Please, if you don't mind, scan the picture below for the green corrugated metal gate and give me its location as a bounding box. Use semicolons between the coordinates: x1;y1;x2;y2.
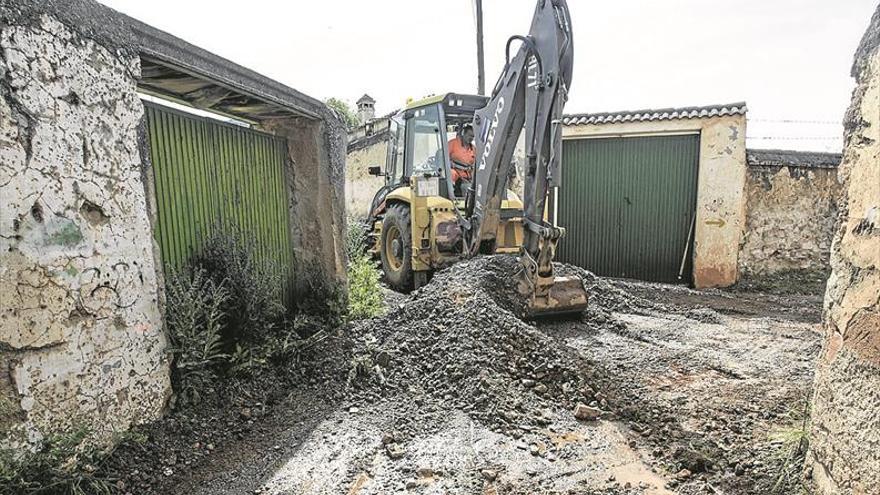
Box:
145;102;295;304
556;135;700;283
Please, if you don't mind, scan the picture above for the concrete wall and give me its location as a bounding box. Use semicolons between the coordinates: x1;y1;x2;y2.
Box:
345;138;387;217
807;7;880;494
563;113;748;288
0;11;170;446
739;164;841;277
263;115;348;303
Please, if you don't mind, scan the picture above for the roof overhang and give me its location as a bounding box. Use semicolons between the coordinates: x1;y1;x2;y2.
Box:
128;16;326;122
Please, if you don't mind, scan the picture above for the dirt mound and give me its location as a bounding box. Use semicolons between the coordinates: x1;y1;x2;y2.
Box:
304;255;625;435
427;255;648;320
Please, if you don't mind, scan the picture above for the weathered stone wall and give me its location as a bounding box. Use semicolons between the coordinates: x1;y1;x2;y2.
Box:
0;10;170;447
346;139;387;217
807;6;880;494
739;164;841;278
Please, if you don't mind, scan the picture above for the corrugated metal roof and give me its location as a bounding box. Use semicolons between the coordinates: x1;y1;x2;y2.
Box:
747;149;842;169
562;102;747;126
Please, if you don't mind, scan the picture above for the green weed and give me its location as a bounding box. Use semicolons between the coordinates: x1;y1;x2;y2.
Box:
767;398;811;494
165;268;229;405
0;428;113;495
345;215;384;321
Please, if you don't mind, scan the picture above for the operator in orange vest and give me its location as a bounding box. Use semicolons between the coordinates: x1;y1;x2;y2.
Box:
448;123;475;196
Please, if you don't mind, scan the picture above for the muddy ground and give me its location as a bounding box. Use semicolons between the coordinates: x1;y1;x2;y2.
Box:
104;257;821;495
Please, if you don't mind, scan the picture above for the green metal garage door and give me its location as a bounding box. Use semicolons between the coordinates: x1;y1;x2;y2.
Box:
145;102;295;305
556;134;700;283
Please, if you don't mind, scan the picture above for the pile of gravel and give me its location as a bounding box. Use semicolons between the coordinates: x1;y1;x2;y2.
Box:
304;255;629;434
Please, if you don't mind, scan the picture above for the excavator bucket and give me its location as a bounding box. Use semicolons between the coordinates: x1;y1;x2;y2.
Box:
521;275;589;319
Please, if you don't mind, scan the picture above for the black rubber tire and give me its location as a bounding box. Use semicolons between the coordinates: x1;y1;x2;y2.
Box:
380;203;413;292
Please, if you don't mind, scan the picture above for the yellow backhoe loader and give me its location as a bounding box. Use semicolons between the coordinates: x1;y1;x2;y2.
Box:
364;0;587;318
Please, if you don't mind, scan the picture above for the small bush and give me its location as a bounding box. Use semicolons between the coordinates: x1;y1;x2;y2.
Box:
345;214;370;262
345;215;384;321
165;269;229;405
193;231;284;346
163;229;311;400
0;428;113;495
348;255;384;320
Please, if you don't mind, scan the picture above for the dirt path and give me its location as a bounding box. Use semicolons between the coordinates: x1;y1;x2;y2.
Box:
110;265;822;495
542;281;821;494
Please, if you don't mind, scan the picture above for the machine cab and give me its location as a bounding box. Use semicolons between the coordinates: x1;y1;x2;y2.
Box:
379;93;489;200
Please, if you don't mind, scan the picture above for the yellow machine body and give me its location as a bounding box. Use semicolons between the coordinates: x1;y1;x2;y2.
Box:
369;183;524;275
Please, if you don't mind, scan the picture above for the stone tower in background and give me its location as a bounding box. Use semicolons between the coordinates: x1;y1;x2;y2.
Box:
806;5;880;494
357;94;376;124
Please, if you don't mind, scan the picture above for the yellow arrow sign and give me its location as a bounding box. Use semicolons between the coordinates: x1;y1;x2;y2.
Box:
705;218;727;228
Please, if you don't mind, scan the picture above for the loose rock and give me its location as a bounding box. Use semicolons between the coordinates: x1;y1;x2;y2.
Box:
573;403;601;421
386;442;405;459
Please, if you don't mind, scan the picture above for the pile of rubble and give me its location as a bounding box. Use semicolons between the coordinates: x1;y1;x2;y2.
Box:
305;256;633;436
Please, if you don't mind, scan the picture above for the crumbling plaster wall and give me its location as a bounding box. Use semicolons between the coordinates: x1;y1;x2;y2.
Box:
0;12;170;446
807;6;880;494
739;165;841;277
563;113;748;288
346;140;387;217
263;113;348;305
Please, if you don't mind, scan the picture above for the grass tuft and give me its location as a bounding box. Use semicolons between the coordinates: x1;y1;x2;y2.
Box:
0;427;120;495
767;397;811;494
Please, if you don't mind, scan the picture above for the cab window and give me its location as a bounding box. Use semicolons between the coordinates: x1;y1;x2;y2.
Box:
406;105;444;177
385;117;405;184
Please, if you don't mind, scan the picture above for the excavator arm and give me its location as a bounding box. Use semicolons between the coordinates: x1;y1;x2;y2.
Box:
465;0;587;317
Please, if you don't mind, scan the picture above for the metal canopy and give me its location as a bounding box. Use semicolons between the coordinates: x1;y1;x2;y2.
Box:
139;58;301;121
128;15;325;123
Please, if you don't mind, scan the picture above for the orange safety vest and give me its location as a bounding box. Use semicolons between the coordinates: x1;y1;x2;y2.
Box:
448;138;475;182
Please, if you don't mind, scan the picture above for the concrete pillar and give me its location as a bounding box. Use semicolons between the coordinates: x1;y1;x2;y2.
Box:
806;6;880;494
261;113;348;310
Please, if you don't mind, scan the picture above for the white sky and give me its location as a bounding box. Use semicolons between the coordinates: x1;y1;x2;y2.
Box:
99;0;877;152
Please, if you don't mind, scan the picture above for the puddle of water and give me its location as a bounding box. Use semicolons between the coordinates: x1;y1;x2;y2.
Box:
601;422;674;495
610;461;674;495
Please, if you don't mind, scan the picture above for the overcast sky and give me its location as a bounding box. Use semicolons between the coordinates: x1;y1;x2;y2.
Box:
99;0;877;152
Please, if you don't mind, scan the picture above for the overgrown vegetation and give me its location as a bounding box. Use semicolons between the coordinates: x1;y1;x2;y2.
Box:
0;427;144;495
348;256;384;320
165;269;229;405
192;232;285;348
164;230;297;405
4;223;387;494
345;216;384;321
325;97;361;130
767;398;811;494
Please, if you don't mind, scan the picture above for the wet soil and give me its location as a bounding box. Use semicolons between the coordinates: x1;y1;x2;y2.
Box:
104;256;822;495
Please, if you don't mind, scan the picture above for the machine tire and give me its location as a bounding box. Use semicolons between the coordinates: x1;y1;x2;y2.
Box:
380;203;414;291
